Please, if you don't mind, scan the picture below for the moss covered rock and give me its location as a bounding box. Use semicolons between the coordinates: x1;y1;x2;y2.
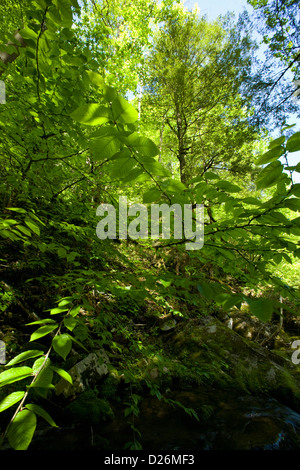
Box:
168;316;300;405
66;391;114;425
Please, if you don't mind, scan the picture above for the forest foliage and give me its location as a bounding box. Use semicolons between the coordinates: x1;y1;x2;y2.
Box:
0;0;299;450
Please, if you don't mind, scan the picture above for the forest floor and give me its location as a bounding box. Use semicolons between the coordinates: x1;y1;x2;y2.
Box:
1;237;300;450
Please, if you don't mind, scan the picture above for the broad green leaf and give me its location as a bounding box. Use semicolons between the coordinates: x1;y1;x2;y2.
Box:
58;298;73;307
7;409;37;450
32;356;49;374
70;305;81;317
52;334;72;360
215;180;242;193
16;225;32;237
57;0;73;27
6;208;27;214
70;103;111;126
0;367;32;388
86;70;104;88
269;136;285;149
215;293;242;309
142;160;171;177
31;366;54;390
90;135;121;161
30;324;58;342
24;219;40;236
255;145;285;165
120;168;148;183
51;365;73;384
283;198;300;212
247;298;273;322
25;404;58;427
111;96;138;124
50;306;69;315
125;133;159;158
108;157;136;178
203;171;220;180
256;161;284;190
143;187;162;203
5;350;44;367
26;319;57;326
0;391;25;412
57;247;67;258
63;316;77;331
291;184;300;197
159;279;172;288
286;132;300;153
197;282;214;299
242;197;263;205
163;179;187;193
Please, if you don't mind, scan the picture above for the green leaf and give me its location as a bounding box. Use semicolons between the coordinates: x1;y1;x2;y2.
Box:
51;366;73;384
63;316;77;331
50;306;69;315
256;161;284;190
30;324;58;342
69;305;81;317
32;356;48;375
24;219;40;236
7;409;37;450
197;282;214;299
16;225;32;237
283;198;300;212
0;391;25;412
163;179;187;192
291;184;300;197
269;136;285;149
108;156;136;178
215;180;242;193
247;298;273;322
143;187;162;203
31;361;54;390
70;103;111;126
111;96;138;124
26;319;57;326
159;279;172;288
5;350;44;367
255;145;285;165
286;132;300;153
58;298;73;307
215;293;242;309
25;404;58;427
6;207;27;214
125;132;159;158
142;160;171;177
0;367;32;388
57;247;67;258
90;135;121;161
86;70;104;88
52;334;72;360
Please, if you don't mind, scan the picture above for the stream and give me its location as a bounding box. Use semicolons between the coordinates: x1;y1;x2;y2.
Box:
26;388;300;451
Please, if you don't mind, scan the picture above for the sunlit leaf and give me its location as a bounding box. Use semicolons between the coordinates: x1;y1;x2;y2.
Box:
7;410;37;450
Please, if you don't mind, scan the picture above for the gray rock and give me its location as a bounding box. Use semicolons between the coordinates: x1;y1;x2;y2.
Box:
55;350;110;398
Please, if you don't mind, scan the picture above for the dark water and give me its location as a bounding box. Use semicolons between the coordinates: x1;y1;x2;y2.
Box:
26;389;300;451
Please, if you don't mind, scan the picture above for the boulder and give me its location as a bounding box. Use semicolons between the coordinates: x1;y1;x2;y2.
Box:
169;316;300;402
55;350;109;398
